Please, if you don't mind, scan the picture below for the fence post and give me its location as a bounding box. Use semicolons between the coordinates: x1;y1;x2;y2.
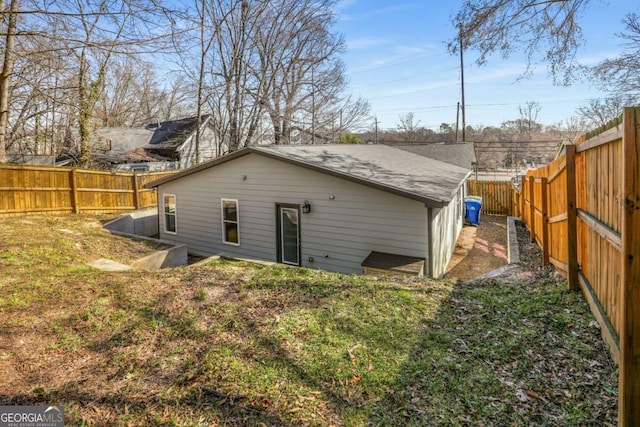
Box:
529;176;535;243
565;145;578;291
540;177;549;266
69;169;79;214
132;173;140;210
620;106;640;426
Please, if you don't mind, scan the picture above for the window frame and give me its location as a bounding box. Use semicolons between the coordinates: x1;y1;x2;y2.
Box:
163;194;177;234
221;198;240;246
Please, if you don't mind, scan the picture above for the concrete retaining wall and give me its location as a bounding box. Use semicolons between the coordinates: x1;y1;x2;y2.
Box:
103;208;158;237
103;209;187;269
507;216;521;264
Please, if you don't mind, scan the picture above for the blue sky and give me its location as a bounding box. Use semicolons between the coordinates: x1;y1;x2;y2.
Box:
335;0;636;130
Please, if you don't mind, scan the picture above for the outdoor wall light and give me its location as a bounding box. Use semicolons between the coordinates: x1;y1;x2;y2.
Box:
242;175;247;180
302;200;311;213
329;195;335;200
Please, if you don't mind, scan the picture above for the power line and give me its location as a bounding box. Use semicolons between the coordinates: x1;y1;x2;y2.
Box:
350;67;458;90
346;51;448;76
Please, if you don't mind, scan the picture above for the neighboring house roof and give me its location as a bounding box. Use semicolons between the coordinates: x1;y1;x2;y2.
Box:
149;144;471;207
93;115;212;162
379;141;476;170
94;128;154;153
7;154;57;166
143;115;210;152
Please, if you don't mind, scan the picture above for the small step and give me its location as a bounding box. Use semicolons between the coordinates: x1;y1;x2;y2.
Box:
87;258;133;271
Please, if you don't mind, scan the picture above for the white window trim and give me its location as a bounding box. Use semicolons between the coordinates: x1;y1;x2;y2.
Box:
221;198;240;246
163;194;177;235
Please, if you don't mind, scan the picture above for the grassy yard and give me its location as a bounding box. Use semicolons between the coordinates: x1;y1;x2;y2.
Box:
0;215;617;426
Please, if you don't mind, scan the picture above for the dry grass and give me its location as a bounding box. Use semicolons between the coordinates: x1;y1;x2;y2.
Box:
0;215;618;426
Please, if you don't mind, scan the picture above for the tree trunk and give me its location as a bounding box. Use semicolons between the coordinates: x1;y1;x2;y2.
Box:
0;0;18;163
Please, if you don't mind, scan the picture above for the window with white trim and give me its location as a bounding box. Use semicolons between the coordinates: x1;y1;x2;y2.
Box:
221;199;239;245
163;194;177;234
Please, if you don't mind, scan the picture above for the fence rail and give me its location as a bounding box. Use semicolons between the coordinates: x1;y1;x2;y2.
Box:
0;164;173;216
520;107;640;426
467;179;520;217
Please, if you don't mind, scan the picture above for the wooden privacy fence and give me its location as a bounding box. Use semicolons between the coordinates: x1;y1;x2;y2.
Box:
520;107;640;426
0;164;174;216
467;179;520;217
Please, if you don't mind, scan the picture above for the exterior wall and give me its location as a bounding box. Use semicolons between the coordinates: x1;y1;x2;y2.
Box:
157;153;429;275
431;184;465;278
178;125;226;169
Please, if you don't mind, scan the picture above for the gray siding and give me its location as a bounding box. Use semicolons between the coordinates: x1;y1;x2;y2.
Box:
158;153;429;274
178;126;226;169
431;185;465;278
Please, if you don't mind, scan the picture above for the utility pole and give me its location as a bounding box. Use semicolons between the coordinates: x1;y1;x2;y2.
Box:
455;101;460;142
459;25;466;142
374;116;379;143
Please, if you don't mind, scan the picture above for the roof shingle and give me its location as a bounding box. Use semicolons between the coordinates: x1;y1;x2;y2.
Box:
149;144;470;207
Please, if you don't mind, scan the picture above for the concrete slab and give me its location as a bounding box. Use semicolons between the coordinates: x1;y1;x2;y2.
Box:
88;258;133;271
462;264;521;285
130;244;188;269
444;225;477;274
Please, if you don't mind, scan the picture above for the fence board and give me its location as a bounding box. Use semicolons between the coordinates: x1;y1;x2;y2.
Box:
620;106;640;426
467;180;519;216
520;108;640;425
0;165;174;216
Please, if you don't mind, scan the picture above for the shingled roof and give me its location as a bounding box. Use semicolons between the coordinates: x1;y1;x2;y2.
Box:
380;141;475;170
93;115;211;161
149;144;471;207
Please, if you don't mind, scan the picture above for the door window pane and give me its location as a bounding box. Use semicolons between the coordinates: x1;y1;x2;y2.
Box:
281;208;299;265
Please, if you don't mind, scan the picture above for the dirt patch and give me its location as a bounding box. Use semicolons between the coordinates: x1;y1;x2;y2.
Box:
445;214;508;281
495;219;560;285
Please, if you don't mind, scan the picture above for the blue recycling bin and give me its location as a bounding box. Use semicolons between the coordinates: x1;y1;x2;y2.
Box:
465;196;482;226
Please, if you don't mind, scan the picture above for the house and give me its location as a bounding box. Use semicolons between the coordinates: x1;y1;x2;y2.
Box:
93;115;225;171
148;144;471;277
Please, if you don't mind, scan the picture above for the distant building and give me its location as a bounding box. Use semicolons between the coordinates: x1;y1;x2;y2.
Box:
91;115;226;171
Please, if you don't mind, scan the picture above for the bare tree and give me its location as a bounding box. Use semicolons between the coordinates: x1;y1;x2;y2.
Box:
593;13;640;97
253;0;349;145
95;58;190;127
0;0;173;166
396;112;421;141
0;0;19;162
576;96;628;129
203;0;267;151
518;101;542;134
450;0;597;84
395;112;436;142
